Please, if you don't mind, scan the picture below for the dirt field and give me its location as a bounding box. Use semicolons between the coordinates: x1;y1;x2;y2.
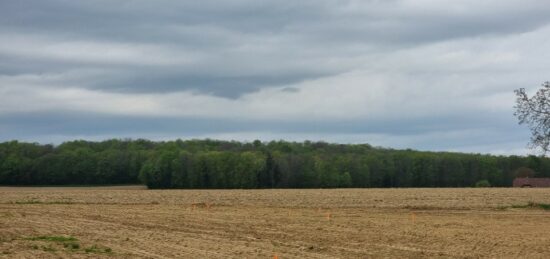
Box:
1;187;550;258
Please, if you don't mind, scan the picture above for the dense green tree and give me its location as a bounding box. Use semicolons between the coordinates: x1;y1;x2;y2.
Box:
0;139;547;188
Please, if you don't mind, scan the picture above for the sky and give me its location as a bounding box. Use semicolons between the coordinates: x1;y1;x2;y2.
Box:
1;0;550;155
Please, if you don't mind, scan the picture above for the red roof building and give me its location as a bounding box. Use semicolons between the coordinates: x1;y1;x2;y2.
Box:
513;178;550;187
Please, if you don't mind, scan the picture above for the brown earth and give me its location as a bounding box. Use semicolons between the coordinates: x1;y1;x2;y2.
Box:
1;187;550;258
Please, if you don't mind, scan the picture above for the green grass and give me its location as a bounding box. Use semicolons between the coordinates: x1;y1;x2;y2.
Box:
24;235;113;254
84;245;113;254
25;236;78;242
536;203;550;210
503;202;550;211
527;202;550;210
25;235;77;253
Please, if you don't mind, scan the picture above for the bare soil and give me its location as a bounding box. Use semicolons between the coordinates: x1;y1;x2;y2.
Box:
1;187;549;258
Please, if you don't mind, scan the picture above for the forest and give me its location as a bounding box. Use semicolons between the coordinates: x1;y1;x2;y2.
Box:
0;139;548;189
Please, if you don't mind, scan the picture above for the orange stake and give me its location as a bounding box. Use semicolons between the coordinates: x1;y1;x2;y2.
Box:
274;254;279;259
326;212;331;220
410;212;416;223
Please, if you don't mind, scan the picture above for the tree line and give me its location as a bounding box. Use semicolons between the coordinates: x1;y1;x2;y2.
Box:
0;139;548;188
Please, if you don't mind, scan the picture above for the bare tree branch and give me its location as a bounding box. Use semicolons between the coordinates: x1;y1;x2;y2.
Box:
514;82;550;153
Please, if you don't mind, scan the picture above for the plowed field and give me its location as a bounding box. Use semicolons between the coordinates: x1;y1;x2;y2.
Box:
1;187;550;258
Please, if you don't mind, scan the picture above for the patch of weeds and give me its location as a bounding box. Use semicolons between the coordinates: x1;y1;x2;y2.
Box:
24;235;111;254
536;203;550;210
25;235;81;253
84;245;96;253
502;202;550;211
84;244;113;254
14;200;75;205
26;236;78;242
63;242;80;250
41;245;56;252
14;200;43;204
527;202;550;210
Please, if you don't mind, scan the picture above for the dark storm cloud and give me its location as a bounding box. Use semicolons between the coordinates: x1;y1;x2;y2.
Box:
2;1;549;43
1;0;550;96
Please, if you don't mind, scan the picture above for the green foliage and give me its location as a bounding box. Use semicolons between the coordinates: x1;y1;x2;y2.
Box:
0;139;547;188
475;180;491;188
339;172;352;187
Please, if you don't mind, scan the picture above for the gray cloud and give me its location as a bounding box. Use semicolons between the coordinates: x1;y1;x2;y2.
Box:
2;0;549;96
0;0;548;154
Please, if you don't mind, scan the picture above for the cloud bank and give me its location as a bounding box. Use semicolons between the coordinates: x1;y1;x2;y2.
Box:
1;0;549;154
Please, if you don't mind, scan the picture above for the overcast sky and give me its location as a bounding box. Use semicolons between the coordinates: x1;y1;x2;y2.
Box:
1;0;549;155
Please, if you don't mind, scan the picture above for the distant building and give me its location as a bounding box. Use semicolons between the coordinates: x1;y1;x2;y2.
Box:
513;178;550;187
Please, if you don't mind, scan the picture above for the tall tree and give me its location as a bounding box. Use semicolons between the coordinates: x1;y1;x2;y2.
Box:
515;81;550;153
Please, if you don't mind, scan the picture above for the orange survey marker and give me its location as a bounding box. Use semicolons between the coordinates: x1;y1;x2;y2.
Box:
326;212;331;220
410;212;416;223
274;254;279;259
